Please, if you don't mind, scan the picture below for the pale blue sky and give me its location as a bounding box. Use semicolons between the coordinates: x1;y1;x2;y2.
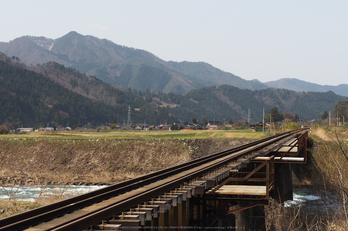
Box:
2;0;348;85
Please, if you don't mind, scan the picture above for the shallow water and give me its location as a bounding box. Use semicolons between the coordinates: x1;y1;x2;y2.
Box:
284;187;321;207
0;185;107;202
284;187;342;215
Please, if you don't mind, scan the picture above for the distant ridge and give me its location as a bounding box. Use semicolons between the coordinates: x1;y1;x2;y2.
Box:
264;78;348;97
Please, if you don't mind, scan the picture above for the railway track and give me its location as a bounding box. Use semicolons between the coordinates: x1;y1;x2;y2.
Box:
0;129;307;231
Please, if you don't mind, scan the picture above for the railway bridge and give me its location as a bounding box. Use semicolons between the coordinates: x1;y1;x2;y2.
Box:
0;129;309;231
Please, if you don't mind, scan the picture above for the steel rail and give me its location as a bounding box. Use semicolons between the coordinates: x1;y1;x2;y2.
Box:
0;129;305;231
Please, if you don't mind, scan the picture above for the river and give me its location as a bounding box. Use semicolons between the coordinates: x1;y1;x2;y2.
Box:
0;185;107;202
285;187;342;215
1;185;343;215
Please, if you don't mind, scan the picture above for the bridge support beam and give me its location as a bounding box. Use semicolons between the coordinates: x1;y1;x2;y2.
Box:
177;201;185;229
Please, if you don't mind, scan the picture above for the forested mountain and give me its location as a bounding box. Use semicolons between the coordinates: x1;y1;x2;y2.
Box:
0;31;267;94
0;54;175;127
147;85;348;123
1;53;346;127
265;78;348;97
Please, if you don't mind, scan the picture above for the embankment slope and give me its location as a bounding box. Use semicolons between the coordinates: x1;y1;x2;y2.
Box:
0;139;251;185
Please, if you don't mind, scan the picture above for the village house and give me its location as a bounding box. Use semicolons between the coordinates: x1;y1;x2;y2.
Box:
158;124;170;130
208;125;219;130
207;121;222;126
249;122;263;131
17;127;33;132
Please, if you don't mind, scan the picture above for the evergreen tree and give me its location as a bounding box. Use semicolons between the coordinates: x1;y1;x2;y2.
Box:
203;118;207;129
321;111;328;120
265;107;284;122
294;114;299;122
170;124;178;130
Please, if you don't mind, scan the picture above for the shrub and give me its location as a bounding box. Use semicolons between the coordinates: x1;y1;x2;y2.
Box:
0;124;10;134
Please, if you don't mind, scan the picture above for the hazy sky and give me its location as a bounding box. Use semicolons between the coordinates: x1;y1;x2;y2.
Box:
2;1;348;85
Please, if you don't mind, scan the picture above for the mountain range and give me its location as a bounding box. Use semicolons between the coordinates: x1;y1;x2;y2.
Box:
1;31;347;96
264;78;348;97
1;31;347;97
0;31;267;94
1;32;348;126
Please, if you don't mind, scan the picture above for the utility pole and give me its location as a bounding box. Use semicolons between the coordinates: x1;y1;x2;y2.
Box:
263;108;265;134
329;111;331;127
269;114;272;135
127;105;131;126
247;109;251;124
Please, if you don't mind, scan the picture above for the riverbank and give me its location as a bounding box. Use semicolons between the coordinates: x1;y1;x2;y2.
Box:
0;138;252;186
0;137;253;218
264;126;348;230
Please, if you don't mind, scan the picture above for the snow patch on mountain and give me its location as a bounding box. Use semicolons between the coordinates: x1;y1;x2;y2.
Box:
28;36;54;51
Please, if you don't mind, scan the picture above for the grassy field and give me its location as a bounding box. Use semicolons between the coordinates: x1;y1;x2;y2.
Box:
0;129;270;140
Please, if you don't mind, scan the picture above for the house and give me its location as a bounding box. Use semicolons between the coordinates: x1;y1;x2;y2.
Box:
192;124;202;130
17;128;33;132
265;122;275;128
223;124;234;129
207;121;222;126
134;123;149;130
249;122;263;131
158;124;170;130
134;125;143;130
147;125;158;131
174;122;185;130
45;127;55;131
208;125;219;130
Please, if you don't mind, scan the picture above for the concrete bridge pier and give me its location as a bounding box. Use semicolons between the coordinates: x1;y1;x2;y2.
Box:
274;163;293;202
234;203;265;231
291;163;302;186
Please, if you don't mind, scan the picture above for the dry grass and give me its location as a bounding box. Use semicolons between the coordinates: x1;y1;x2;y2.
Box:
312;127;348;229
264;125;348;230
0;139;191;184
0;138;251;185
310;127;333;141
0;129;266;140
265;198;348;231
310;126;348;141
0;201;42;218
